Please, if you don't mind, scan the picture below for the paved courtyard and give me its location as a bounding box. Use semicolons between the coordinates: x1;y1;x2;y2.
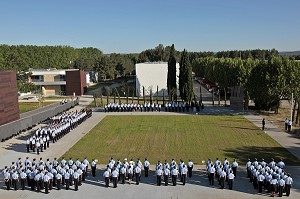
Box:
0;97;299;199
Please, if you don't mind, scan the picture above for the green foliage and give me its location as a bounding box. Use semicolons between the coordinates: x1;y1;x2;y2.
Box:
192;56;300;111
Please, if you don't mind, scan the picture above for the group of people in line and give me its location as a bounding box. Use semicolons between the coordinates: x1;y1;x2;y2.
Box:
102;158;194;188
205;158;238;190
25;108;92;155
104;101;204;113
246;158;293;197
2;156;294;197
2;157;96;193
104;103;162;112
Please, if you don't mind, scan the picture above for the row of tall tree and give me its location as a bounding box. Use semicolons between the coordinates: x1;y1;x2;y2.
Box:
192;56;300;123
167;44;193;102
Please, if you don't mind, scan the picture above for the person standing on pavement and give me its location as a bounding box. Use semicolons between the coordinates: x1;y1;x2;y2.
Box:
144;158;150;177
231;159;238;177
181;165;188;185
91;159;97;177
285;174;293;197
262;118;266;130
228;170;235;190
187;160;194;178
284;118;288;131
103;169;110;187
171;166;178;186
208;164;215;186
278;176;285;197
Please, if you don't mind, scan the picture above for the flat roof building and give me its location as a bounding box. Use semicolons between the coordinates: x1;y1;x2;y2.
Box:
29;68;87;96
135;62;179;97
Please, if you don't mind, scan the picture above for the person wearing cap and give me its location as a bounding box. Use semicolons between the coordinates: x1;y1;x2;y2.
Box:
277;159;285;169
246;159;252;178
127;165;133;184
257;172;265;193
208;164;215;186
163;166;170;186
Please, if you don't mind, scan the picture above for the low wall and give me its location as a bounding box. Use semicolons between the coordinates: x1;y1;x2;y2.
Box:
0;99;79;141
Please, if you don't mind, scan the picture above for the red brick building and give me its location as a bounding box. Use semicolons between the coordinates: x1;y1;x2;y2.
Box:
65;70;87;96
0;71;20;126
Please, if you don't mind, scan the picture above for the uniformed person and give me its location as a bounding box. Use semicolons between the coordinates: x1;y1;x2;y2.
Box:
257;172;265;193
278;176;285;197
181;165;188;185
103;169;110;187
231;159;238;177
208;164;215;186
134;166;141;185
112;168;119;188
73;169;79;191
20;169;27;190
171;166;178;186
228;170;235;190
219;169;226;189
44;171;50;194
56;172;62;190
91;159;97;177
187;159;194;178
144;158;150;177
164;167;170;186
4;168;11;190
65;170;70;190
11;170;19;190
156;166;163;186
285;174;293;197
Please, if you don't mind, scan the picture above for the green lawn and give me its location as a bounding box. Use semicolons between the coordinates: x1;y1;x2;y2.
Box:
62;115;300;165
19;102;55;114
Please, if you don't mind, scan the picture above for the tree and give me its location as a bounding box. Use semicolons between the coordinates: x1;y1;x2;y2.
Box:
179;49;193;102
167;44;177;100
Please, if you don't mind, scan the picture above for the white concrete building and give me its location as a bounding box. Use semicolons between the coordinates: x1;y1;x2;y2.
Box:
135;62;179;97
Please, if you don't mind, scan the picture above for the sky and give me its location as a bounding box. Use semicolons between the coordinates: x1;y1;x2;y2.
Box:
0;0;299;53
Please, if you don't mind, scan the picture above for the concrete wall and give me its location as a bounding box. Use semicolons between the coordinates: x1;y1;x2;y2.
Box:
43;85;61;95
0;99;79;140
135;62;179;96
0;71;20;126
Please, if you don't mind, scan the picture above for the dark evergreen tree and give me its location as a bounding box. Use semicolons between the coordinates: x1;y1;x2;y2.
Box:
167;44;177;100
179;49;193;102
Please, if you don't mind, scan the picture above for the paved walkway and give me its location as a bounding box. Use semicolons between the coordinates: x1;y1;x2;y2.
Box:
0;98;299;199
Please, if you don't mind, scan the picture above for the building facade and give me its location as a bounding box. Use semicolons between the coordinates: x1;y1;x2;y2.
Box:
29;68;87;96
135;62;180;97
0;71;20;126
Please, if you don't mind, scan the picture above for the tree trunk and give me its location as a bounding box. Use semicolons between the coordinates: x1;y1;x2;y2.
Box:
163;90;165;105
224;88;227;106
143;86;145;104
157;85;159;104
93;93;97;107
212;88;214;106
218;89;221;105
100;93;103;107
199;84;202;103
126;86;129;104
